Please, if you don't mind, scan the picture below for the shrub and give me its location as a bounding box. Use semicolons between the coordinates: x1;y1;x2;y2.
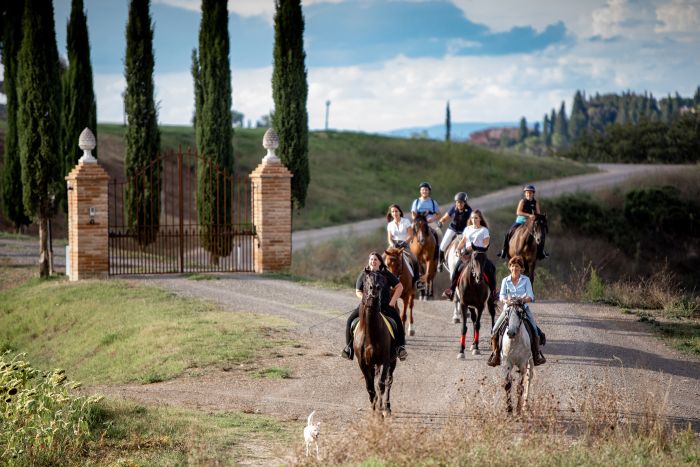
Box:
584;266;606;302
0;352;102;465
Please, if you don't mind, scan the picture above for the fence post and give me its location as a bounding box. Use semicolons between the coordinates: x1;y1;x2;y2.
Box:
249;128;293;273
65;128;110;280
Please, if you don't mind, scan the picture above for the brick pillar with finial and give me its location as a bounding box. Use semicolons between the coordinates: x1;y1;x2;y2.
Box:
249;128;293;272
65;128;110;280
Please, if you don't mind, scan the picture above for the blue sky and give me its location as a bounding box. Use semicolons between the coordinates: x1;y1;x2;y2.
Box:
43;0;700;132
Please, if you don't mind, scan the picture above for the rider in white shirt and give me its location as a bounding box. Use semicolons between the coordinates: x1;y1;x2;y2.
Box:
386;204;422;288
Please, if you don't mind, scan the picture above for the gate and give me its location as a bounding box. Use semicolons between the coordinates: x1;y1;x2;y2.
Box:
108;148;256;274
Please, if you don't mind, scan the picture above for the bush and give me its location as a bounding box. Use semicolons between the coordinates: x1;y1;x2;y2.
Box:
0;353;102;465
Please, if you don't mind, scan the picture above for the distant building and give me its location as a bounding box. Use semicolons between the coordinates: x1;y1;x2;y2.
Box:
468;127;519;147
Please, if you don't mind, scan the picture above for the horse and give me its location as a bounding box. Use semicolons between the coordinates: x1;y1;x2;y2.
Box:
353;268;397;417
384;247;416;336
445;235;463;324
506;214;548;284
409;213;437;300
500;296;534;413
456;251;496;358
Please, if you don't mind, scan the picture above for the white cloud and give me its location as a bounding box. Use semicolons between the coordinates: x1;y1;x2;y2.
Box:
154;0;344;22
656;0;700;33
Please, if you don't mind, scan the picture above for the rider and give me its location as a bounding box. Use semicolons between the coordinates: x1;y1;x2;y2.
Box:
341;252;408;362
487;255;546;366
386;204;423;289
497;184;548;260
436;192;472;272
441;209;496;303
411;182;442;263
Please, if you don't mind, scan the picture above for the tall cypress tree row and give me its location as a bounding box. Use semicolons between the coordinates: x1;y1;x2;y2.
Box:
553;101;568;147
542;114;551;146
445;100;451;142
0;1;31;231
124;0;160;246
272;0;309;209
194;0;233;264
61;0;97;178
518;116;528;142
16;0;62;277
568;90;588;141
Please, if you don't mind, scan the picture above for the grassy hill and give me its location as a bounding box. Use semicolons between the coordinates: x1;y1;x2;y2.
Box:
1;123;592;233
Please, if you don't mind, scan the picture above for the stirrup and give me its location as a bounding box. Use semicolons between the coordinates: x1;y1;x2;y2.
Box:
487;351;500;367
416;281;426;291
397;346;408;361
441;288;453;300
533;351;546;366
341;344;353;360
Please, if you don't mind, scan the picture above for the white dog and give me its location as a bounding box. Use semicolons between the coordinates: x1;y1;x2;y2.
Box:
303;410;321;458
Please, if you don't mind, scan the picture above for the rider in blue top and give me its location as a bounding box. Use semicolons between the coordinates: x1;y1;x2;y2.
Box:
411;182;442;263
497;184;548;260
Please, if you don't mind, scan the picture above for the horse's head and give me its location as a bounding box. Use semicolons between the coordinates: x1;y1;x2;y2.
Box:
412;213;429;245
532;214;548;245
383;248;403;276
505;296;527;338
362;268;386;310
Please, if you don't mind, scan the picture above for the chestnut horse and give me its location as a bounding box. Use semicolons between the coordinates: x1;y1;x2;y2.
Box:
409;213;437;300
506;214;548;284
384;247;416;336
353;268;397;417
456;251;496;358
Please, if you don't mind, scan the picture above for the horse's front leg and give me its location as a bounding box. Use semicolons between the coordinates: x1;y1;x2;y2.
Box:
379;364;393;417
516;363;529;413
362;365;377;409
458;304;468;359
522;361;533;412
503;365;513;413
406;296;415;336
470;306;482;355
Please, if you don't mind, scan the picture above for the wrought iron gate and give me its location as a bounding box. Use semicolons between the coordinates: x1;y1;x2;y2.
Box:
108;148;256;274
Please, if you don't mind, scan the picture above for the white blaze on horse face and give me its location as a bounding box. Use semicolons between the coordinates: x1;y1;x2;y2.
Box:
507;307;521;338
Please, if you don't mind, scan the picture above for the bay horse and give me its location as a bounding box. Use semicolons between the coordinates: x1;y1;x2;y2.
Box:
409;213;437;300
506;214;548;284
500;296;534;413
445;235;463;324
384;247;416;336
456;251;496;358
353;268;397;417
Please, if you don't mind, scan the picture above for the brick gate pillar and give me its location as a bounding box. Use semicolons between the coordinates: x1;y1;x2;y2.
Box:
249;128;293;273
65;128;110;281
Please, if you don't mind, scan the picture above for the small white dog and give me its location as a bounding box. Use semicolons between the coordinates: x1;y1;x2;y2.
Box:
303;410;321;458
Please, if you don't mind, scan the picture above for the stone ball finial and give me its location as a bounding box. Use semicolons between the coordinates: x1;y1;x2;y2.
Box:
78;127;97;163
262;128;280;164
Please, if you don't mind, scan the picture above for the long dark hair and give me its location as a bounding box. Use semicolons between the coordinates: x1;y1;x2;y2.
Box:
467;209;489;229
368;251;387;271
386;204;404;223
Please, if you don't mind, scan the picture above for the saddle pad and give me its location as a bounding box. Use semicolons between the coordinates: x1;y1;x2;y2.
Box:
351;314;396;340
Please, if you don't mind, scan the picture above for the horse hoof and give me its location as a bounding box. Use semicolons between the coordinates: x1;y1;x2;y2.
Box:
409;327;415;336
469;344;475;351
382;409;391;418
457;352;465;359
472;348;480;356
452;317;460;324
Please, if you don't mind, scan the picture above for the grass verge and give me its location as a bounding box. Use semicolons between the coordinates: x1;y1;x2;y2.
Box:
0;277;294;384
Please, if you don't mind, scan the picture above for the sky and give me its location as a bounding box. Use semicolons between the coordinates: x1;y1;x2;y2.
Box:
42;0;700;133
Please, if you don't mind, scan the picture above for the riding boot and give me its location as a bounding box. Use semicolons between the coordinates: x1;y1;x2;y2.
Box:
487;334;501;367
437;250;445;272
341;343;353;360
498;233;510;258
531;335;546;366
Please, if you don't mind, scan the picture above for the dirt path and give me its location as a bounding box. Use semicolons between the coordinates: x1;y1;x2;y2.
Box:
91;275;700;439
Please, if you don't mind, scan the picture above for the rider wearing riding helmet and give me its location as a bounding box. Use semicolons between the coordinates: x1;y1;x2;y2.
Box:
441;209;496;303
386;204;423;289
488;255;546;366
497;184;548;260
436;192;472;272
341;252;408;362
411;182;442;261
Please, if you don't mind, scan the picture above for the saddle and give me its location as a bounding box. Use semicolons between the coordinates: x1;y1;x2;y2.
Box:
490;313;538;353
351;313;397;340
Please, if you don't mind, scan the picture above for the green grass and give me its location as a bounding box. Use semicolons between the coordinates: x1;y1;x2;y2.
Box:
254;367;292;379
95;124;593;231
0;277;294;384
85;399;293;465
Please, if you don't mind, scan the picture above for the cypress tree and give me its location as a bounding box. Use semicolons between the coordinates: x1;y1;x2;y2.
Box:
518;116;528;142
568;90;588;141
16;0;62;277
272;0;310;209
549;109;556;138
445;100;451;142
124;0;161;246
553;101;568;147
62;0;97;173
542;114;550;146
1;1;31;231
194;0;233;264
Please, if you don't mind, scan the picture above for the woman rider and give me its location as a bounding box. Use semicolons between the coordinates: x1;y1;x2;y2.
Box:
386;204;423;289
487;255;546;366
341;252;408;361
441;209;496;303
497;184;548;260
436;192;472;272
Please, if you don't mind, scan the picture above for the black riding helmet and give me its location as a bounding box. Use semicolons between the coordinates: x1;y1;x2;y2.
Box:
419;181;432;191
454;192;468;202
523;184;536;193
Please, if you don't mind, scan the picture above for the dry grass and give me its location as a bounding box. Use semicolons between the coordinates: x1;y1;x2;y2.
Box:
292;378;698;466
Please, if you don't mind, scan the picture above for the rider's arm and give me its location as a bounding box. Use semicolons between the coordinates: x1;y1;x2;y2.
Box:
515;199;530;217
355;289;363;299
387;226;393;247
437;211;451;225
389;282;403;307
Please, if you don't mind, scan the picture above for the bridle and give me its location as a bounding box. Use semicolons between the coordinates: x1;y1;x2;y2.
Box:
412;215;428;246
385;251;404;279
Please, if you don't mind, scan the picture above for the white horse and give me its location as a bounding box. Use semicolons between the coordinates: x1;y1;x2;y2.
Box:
501;296;534;413
445;235;463;324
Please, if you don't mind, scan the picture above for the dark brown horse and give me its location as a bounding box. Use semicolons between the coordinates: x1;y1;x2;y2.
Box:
409;213;437;300
384;247;416;336
456;251;496;358
353;268;397;417
507;214;548;284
